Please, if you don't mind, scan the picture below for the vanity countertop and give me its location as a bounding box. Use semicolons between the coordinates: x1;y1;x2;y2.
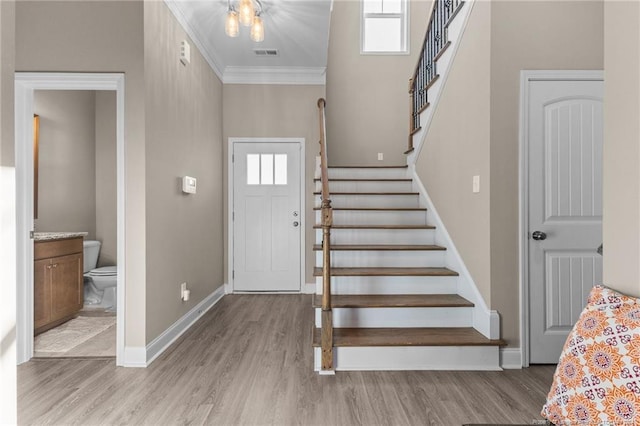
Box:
33;232;88;241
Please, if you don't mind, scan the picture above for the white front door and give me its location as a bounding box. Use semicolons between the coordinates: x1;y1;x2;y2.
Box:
233;142;301;292
528;78;604;363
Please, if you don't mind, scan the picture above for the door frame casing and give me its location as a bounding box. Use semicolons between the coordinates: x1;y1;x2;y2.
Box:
518;70;604;368
227;137;306;293
14;72;126;365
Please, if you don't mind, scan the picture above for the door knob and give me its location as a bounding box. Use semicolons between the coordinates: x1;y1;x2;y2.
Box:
293;221;299;227
532;231;547;241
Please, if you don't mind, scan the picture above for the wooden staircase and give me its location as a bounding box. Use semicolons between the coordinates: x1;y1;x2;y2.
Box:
312;166;505;371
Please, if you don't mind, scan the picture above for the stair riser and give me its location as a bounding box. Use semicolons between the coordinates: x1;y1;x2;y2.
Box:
316;210;426;226
315;250;446;268
328;168;408;180
315;194;420;209
317;181;413;193
316;229;436;245
316;276;457;294
314;307;472;328
314;346;501;371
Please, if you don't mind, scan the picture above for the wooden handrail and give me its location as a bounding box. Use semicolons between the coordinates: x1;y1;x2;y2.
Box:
317;98;333;372
408;0;464;153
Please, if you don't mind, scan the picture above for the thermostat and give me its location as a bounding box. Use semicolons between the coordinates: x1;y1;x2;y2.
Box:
182;176;197;194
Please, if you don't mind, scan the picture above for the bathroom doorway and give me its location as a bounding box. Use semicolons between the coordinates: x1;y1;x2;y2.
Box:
32;90;117;358
14;73;125;365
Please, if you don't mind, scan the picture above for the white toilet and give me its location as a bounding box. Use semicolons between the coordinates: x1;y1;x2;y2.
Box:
83;240;117;312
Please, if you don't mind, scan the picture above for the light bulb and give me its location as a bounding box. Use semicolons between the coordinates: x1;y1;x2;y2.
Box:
250;15;264;42
225;10;239;37
239;0;254;27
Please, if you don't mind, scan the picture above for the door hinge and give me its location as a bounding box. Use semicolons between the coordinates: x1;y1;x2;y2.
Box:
232;270;235;279
29;230;35;239
232;154;234;163
232;211;235;221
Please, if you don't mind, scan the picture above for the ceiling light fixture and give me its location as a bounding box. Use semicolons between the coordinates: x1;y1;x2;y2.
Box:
225;0;265;42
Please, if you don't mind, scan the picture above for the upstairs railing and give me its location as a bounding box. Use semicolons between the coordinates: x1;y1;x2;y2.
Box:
317;98;333;372
408;0;464;153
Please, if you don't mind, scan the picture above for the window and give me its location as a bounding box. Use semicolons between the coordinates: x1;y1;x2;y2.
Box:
361;0;408;54
247;153;287;185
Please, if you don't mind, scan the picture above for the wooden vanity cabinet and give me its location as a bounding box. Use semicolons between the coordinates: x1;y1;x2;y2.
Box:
34;237;84;335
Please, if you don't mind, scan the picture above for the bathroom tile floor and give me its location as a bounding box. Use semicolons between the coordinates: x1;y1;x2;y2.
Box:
34;309;116;358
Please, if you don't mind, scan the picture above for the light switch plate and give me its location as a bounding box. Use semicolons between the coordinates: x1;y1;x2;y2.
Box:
472;175;480;193
182;176;197;194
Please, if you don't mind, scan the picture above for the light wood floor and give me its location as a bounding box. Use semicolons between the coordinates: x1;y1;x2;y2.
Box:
18;294;555;425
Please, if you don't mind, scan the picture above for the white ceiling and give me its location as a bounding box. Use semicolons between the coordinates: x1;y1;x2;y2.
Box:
165;0;333;84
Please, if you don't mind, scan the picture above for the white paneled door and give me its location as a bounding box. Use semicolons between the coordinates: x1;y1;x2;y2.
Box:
528;79;604;363
233;142;301;291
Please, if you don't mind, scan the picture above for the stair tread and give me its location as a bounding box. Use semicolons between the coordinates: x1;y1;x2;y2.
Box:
312;294;473;308
313;192;419;195
312;244;445;251
313;207;426;211
312;327;506;347
328;165;408;169
313;224;436;229
313;178;412;182
313;267;458;277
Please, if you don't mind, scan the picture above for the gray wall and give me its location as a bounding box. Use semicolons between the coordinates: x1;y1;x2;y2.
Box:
34;90;97;238
222;84;325;285
325;0;430;166
95;91;117;267
17;0;147;349
144;1;224;342
603;1;640;297
414;1;604;347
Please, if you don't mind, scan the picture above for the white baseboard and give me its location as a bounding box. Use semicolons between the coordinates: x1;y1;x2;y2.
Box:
144;285;225;367
303;283;316;294
224;282;231;294
500;348;523;369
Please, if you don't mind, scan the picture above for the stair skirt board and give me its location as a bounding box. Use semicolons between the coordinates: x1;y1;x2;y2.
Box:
315;250;446;268
315;276;458;295
314;307;473;328
315;180;413;193
313;346;502;371
315;228;436;245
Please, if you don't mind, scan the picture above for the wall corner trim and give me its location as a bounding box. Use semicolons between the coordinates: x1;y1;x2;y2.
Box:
143;285;226;367
122;346;147;368
500;348;523;369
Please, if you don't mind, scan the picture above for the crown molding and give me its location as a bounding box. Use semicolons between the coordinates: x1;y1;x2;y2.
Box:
164;0;225;80
223;66;327;85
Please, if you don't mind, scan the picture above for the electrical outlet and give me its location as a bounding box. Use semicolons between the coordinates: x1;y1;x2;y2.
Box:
180;282;187;298
378;152;384;161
